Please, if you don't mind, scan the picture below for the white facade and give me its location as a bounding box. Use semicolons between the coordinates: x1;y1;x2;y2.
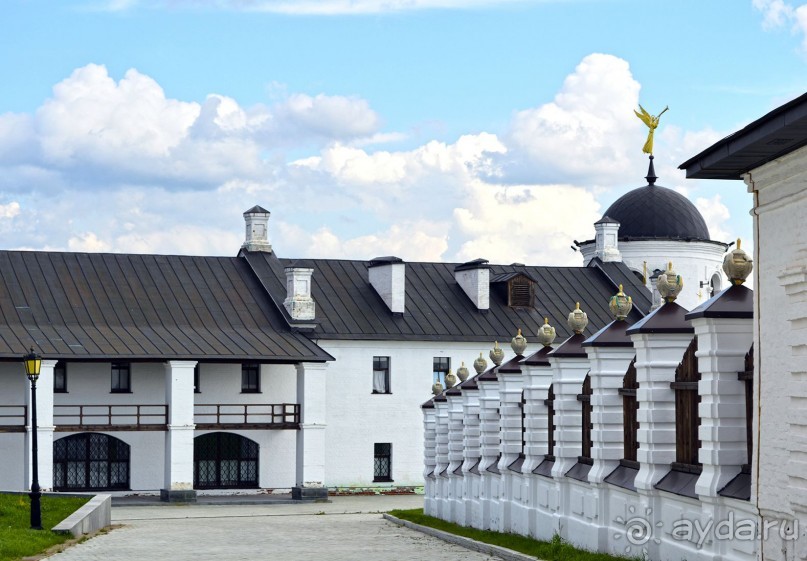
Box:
744;144;807;561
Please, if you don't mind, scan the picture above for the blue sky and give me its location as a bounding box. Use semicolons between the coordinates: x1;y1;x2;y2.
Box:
1;0;806;267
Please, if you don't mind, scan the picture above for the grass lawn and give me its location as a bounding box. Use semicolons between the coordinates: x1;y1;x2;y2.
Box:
388;508;639;561
0;493;90;561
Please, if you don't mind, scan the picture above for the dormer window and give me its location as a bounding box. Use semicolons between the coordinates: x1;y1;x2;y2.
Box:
508;275;533;307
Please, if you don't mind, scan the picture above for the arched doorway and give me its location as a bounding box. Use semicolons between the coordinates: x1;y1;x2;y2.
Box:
53;433;130;491
194;432;259;489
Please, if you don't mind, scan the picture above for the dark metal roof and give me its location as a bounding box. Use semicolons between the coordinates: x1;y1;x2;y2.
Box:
497;354;524;374
522;346;553;366
548;333;588;358
0;250;332;362
242;251;652;343
454;258;490;272
243;205;270;214
626;301;694;335
601;184;711;241
685;284;753;320
583;319;634;348
680;91;807;179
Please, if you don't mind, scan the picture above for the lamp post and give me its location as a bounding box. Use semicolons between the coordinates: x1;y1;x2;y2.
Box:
23;347;42;530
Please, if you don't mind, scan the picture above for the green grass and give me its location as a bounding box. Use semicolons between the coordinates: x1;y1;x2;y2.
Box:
388;508;640;561
0;493;90;561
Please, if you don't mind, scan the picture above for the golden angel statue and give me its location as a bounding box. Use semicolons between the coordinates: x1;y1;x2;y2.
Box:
634;104;669;155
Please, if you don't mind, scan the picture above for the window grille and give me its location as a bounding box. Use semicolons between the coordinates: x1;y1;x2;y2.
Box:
53;433;130;491
194;432;259;489
545;384;556;460
374;443;392;482
578;374;593;459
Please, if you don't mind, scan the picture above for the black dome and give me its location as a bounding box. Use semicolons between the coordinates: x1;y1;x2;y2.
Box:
603;184;711;241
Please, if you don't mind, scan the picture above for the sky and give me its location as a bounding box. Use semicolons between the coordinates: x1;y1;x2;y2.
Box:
1;0;806;266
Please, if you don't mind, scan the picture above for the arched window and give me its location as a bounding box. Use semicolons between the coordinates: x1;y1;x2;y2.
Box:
194;432;259;489
53;433;130;491
710;273;722;297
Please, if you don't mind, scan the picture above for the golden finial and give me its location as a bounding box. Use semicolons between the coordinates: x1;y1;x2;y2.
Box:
634;104;669;155
643;261;647;284
544;317;549;324
737;238;742;250
619;284;623;292
668;261;673;272
575;302;580;310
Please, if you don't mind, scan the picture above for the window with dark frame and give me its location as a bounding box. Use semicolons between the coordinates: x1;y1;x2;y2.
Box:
520;390;526;457
111;362;131;393
241;363;260;393
578;374;593;463
619;357;640;465
53;361;67;393
372;356;390;394
671;338;702;471
194;363;201;393
373;442;392;482
433;357;451;386
508;275;534;307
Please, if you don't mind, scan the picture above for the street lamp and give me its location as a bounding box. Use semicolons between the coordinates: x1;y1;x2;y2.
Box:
23;347;42;530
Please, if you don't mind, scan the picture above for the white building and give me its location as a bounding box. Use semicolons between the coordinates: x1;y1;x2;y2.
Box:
424;92;807;561
578;156;728;311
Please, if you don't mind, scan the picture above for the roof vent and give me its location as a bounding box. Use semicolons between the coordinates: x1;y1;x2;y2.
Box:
454;259;490;311
242;205;272;253
368;256;405;315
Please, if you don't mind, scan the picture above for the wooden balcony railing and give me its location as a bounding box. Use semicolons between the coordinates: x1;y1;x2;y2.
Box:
194;403;300;430
54;404;168;431
0;405;27;432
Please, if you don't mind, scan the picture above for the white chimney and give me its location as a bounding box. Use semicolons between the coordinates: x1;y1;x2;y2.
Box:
594;216;621;262
242;205;272;253
368;256;405;315
454;259;490;311
284;267;315;320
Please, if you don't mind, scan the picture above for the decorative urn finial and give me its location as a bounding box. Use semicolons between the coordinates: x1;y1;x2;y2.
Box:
444;369;457;389
657;261;684;303
456;362;470;382
567;302;589;335
489;341;504;366
473;353;487;375
608;284;633;321
510;328;527;356
536;317;556;347
723;238;753;286
432;380;443;395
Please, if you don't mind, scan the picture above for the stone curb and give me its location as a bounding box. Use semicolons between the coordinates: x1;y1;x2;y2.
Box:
382;513;538;561
53;494;112;537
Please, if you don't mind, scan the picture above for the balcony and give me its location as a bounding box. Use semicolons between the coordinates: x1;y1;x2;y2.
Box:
194;403;300;430
54;405;168;431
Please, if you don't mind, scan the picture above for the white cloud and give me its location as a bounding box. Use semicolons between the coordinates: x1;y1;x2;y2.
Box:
68;232;112;253
753;0;807;51
496;53;646;186
696;194;732;243
0;202;20;219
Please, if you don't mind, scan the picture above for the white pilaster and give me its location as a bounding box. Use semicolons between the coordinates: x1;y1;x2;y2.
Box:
422;405;438;516
691;317;753;497
446;391;465;523
26;359;56;491
162;360;197;501
548;345;590;478
478;375;502;530
294;361;328;499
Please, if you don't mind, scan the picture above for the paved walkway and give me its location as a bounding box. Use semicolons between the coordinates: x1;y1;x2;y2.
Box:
50;495;506;561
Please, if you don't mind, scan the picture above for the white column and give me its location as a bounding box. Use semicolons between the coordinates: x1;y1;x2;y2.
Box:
498;369;525;470
423;405;438;516
294;362;328;500
478;376;502;530
523;351;553;473
691;316;753;496
461;384;482;528
447;391;465;523
433;396;450;519
548;348;590;478
162;360;197;502
585;344;635;484
631;333;692;491
26;360;56;491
